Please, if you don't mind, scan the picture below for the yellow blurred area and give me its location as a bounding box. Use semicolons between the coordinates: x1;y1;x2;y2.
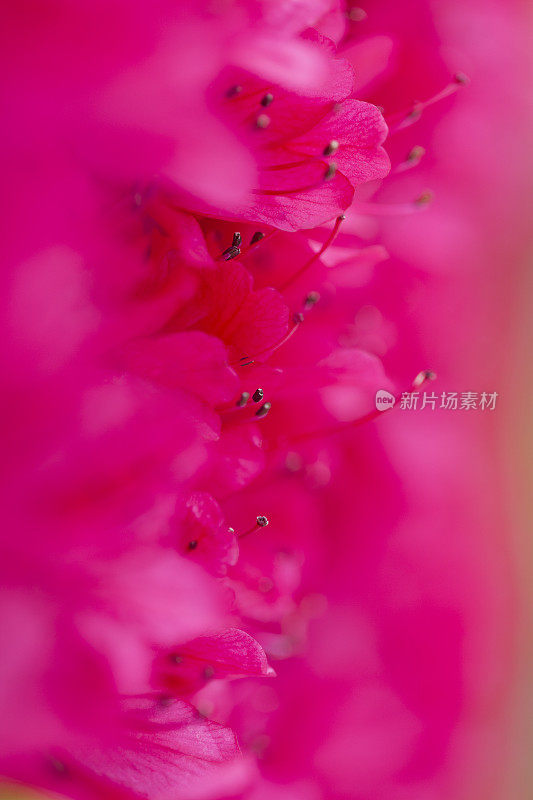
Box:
501;245;533;799
0;786;66;800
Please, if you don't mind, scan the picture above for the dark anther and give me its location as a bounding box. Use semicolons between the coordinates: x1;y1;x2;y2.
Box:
407;145;425;162
323;139;339;156
204;665;215;679
222;232;242;260
293;312;305;324
413;369;437;388
49;757;68;775
256;515;269;527
261;93;274;107
222;245;241;260
407;106;422;122
304;291;320;308
454;72;470;85
187;540;198;550
324;163;337;181
158;694;174;707
256;113;271;129
227;84;243;97
348;7;367;21
169;653;183;664
250;231;265;244
415;190;434;205
255;402;272;419
252;387;264;403
285;451;303;472
236;391;250;407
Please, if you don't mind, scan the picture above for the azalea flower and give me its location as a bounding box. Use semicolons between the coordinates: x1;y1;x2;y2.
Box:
1;1;531;800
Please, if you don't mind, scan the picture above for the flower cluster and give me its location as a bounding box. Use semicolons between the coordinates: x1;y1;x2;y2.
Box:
1;1;527;799
0;3;394;797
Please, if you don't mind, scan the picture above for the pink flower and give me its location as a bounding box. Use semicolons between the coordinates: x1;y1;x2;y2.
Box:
177;35;390;230
2;1;529;800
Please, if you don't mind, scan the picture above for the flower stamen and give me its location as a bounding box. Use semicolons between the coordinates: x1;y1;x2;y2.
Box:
352;191;434;216
233;316;303;366
270;371;437;448
278;215;345;291
393;145;426;173
387;73;469;133
323;139;340;156
239;515;269;538
220;231;242;260
255;402;272;419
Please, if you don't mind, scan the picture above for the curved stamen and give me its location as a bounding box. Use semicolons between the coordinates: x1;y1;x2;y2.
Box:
393;145;426;174
352;191;433;216
270;370;437;448
232;317;303;367
387;74;469;133
278;214;345;291
239;515;269;539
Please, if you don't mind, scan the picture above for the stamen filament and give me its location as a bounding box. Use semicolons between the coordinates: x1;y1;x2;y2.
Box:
387;74;469;133
392;145;426;174
239;515;269;539
270;371;436;448
351;193;433;216
278;215;345;291
232;317;302;366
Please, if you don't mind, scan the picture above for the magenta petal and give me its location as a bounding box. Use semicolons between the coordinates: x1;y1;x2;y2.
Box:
205;425;266;496
173;492;239;576
244;170;354;231
289;99;391;184
158;628;274;695
121;332;239;406
66;698;250;800
77;549;225;695
225;287;290;363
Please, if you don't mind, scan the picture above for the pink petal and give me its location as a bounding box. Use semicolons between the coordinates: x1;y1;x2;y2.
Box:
65;698;250;800
172;492;239;576
121;332;239;406
158;628;274;695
